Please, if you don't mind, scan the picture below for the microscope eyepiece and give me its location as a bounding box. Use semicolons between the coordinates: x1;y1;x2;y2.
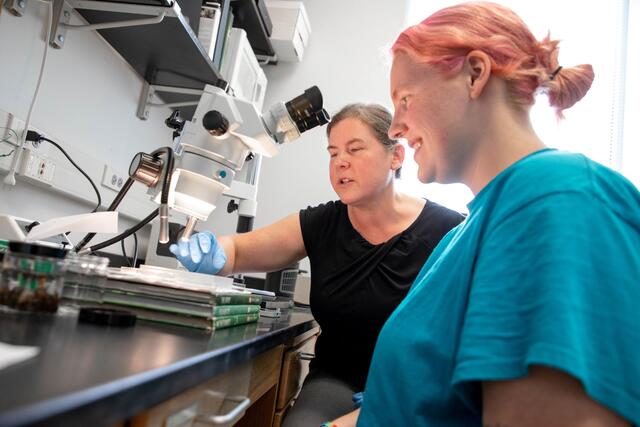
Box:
284;86;329;134
298;109;330;132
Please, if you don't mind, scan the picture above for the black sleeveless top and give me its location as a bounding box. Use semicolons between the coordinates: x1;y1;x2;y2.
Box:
299;200;464;389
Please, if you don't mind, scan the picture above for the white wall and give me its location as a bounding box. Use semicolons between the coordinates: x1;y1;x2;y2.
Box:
0;2;175;255
254;0;409;271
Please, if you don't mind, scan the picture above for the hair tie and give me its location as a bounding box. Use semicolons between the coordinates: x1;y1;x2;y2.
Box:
549;66;563;80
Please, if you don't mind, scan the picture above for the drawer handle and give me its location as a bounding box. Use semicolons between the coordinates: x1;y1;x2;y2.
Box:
297;352;315;361
195;392;251;425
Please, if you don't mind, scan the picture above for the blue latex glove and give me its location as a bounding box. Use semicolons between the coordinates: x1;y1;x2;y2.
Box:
169;231;227;275
352;391;364;409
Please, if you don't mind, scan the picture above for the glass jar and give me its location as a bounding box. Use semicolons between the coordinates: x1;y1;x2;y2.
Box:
62;255;110;305
0;242;68;312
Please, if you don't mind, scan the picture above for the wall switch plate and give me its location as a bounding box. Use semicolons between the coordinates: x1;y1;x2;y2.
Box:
102;164;127;191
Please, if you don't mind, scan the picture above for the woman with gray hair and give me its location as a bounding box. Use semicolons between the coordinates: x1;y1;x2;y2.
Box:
171;103;464;425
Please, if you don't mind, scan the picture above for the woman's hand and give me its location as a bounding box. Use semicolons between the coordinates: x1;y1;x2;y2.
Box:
169;231;227;274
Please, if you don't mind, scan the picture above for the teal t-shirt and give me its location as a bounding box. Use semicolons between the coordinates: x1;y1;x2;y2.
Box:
357;149;640;426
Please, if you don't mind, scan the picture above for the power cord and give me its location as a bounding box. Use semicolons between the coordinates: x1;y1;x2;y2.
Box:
120;232;139;267
120;237;129;266
3;0;53;186
132;232;139;266
81;208;158;254
26;130;102;212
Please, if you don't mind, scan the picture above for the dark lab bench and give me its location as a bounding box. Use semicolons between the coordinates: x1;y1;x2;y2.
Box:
0;305;318;427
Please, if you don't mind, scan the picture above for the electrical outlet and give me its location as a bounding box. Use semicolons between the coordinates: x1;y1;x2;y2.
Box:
40;159;56;183
17;147;55;186
0;109;150;220
102;164;127;191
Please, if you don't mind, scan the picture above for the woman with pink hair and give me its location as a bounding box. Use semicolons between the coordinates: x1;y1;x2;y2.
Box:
325;2;640;426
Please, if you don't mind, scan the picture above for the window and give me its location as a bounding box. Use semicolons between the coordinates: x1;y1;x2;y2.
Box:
398;0;639;213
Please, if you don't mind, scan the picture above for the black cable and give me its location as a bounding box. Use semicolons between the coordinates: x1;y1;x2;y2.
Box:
86;209;158;253
26;132;102;213
149;147;174;205
120;232;139;267
121;236;131;267
132;232;139;267
74;146;172;253
75;177;134;252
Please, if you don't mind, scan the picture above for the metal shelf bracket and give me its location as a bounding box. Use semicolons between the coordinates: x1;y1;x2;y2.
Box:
5;0;28;16
49;0;167;49
137;82;203;120
49;0;73;48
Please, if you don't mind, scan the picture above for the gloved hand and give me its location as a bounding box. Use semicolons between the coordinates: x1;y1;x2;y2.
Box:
169;231;227;275
352;391;364;409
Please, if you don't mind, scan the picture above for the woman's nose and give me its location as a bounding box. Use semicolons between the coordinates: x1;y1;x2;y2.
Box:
334;153;349;168
337;156;349;168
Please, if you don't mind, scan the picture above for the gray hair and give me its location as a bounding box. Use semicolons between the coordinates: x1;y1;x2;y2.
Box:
326;103;401;178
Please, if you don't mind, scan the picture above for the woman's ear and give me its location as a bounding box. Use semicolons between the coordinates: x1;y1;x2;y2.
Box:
465;50;492;99
391;143;405;171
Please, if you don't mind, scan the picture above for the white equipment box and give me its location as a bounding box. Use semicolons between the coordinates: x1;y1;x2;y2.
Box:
220;28;268;111
265;1;311;62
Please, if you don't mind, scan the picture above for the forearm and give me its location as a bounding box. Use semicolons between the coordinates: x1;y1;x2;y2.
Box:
220;213;307;275
326;408;360;427
217;233;302;276
216;235;236;276
483;366;630;427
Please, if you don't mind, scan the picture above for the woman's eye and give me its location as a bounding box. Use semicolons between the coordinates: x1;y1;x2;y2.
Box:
401;96;409;107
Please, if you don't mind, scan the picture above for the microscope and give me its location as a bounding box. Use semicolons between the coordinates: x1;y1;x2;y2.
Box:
75;84;329;265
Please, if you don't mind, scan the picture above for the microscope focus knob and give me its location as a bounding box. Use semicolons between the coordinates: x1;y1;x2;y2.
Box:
227;199;239;213
202;110;229;136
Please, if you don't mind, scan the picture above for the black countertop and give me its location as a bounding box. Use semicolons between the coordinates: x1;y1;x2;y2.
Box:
0;306;316;427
